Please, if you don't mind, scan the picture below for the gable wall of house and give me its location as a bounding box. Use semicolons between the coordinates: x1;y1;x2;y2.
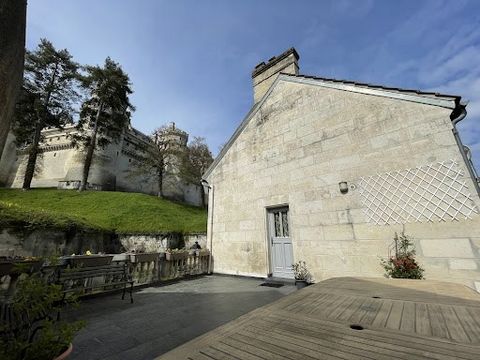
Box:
207;79;480;290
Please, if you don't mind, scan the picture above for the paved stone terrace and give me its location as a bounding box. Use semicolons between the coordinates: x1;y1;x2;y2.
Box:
158;277;480;360
67;275;295;360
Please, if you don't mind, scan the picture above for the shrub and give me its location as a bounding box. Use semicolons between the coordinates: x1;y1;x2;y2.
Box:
381;232;425;279
292;261;312;282
0;273;84;360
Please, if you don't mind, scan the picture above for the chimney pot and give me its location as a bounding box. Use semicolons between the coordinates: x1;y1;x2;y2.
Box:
251;48;299;103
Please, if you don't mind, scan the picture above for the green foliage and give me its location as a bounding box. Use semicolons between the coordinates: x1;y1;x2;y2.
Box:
381;232;425;279
0;189;207;234
292;261;312;282
0;274;84;360
12;39;80;189
179;137;214;185
71;57;134;150
179;137;213;208
71;57;134;191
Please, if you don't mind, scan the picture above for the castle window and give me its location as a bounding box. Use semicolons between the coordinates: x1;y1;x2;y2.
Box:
129;158;131;163
53;153;57;157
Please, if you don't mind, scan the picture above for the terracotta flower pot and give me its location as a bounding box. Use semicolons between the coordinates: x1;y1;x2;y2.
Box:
53;343;73;360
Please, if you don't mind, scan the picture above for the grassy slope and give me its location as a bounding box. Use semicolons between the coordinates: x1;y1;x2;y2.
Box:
0;189;207;234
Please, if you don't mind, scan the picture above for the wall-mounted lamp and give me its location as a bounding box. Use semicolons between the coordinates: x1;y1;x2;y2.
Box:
201;179;211;193
339;181;348;194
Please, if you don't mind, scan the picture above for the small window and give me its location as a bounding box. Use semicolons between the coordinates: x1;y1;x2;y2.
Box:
272;208;289;237
129;158;131;163
53;152;57;157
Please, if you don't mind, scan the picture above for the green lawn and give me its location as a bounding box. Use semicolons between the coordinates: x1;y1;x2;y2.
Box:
0;188;207;234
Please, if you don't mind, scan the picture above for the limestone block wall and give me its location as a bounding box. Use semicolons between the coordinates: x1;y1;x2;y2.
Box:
0;125;203;206
206;79;480;290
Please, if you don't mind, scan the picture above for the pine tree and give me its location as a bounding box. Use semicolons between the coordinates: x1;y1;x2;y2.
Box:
71;57;134;191
12;39;80;189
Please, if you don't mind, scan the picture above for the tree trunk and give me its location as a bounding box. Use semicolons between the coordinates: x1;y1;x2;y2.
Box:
22;120;42;189
157;171;164;198
79;103;102;191
0;0;27;159
21;61;59;190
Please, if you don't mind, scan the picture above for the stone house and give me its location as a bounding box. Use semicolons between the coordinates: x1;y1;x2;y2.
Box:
203;48;480;290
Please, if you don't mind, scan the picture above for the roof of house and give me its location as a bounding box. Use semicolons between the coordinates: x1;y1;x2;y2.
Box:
203;72;463;179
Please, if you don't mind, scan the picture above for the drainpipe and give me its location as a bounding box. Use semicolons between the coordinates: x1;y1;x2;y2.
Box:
450;102;480;198
201;179;214;274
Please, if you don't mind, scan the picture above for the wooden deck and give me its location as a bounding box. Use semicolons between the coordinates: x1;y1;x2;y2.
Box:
156;277;480;360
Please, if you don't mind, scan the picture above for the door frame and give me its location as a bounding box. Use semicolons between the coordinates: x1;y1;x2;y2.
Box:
265;204;292;278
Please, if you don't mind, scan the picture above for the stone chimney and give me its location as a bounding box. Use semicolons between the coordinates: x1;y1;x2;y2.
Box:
252;48;299;103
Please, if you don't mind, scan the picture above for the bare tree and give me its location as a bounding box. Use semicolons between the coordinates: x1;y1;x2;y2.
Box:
129;126;182;198
179;137;213;208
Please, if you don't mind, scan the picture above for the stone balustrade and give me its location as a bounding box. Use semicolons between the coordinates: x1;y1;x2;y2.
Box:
0;251;211;299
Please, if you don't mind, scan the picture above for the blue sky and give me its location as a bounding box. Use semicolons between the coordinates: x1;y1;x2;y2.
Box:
27;0;479;170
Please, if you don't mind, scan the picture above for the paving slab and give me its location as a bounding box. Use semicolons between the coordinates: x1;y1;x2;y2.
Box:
67;275;295;360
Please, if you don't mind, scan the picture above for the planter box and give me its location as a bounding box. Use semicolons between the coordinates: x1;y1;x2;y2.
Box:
0;260;43;276
66;255;113;268
129;253;159;263
0;262;13;277
165;252;188;261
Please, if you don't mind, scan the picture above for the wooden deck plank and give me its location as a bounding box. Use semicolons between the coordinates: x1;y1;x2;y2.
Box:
265;312;478;360
415;302;432;337
440;305;471;343
250;321;399;360
385;301;404;330
214;340;275;360
400;301;415;333
189;352;217;360
327;295;357;320
199;346;240;360
428;304;450;339
157;278;480;360
233;331;321;360
336;296;366;321
371;299;393;327
454;306;480;343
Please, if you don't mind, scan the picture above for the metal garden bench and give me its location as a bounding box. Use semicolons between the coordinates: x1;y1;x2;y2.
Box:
56;262;134;304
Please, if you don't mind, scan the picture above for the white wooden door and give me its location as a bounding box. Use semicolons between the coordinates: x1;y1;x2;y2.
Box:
268;207;294;279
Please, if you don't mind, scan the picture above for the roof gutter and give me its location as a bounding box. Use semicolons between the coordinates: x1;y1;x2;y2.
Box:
450;101;480;198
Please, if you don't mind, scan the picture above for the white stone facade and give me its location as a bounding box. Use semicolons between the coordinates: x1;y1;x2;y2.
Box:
204;49;480;290
0;123;203;206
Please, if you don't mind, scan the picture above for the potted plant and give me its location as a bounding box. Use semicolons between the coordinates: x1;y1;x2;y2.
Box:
292;261;312;289
165;248;188;261
0;273;84;360
0;256;43;277
65;250;113;268
381;232;425;279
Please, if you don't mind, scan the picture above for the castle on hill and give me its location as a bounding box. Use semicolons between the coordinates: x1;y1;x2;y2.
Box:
0;122;203;206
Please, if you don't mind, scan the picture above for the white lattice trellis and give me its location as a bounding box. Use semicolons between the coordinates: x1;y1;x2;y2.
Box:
358;160;478;225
